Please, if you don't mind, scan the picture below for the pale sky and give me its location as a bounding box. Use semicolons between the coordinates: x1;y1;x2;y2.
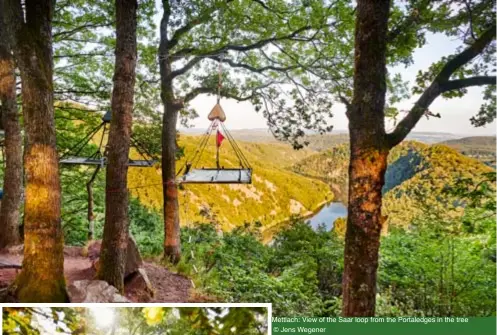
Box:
153;4;496;136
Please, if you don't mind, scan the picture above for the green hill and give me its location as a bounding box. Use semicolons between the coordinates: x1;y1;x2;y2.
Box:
292;144;349;201
128;136;333;231
291;141;495;228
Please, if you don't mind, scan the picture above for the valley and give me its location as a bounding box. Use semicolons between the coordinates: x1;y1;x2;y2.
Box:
127;131;495;237
128;136;334;232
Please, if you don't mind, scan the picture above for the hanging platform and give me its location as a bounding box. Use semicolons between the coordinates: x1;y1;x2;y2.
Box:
177;55;251;185
176;106;252;185
59;157;155;167
179;168;252;184
59;110;157;168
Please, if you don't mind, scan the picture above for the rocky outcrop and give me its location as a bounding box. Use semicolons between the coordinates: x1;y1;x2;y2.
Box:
87;235;143;277
125;267;155;302
67;280;129;303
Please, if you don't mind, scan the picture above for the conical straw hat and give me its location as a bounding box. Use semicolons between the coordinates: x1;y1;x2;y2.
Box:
208;103;226;122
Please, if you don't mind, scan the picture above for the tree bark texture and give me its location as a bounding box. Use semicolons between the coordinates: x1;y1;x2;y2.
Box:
0;7;23;249
161;95;181;263
159;1;182;263
97;0;138;292
342;0;391;316
4;0;66;302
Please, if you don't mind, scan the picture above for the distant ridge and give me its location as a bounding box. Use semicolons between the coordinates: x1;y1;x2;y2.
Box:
179;128;472;145
440;136;496;167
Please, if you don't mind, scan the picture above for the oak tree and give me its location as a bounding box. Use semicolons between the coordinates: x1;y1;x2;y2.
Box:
342;0;495;315
157;0;352;262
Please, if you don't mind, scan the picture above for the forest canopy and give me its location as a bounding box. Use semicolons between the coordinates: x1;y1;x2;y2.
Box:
2;306;268;335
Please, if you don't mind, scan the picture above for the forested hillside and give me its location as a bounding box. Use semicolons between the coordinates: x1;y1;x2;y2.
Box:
292;141;495;228
128;136;333;230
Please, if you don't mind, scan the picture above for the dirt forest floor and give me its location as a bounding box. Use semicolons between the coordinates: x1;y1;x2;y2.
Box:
0;246;193;303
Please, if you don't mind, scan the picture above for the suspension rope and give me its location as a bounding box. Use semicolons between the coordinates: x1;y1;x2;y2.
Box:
176;122;215;177
187;123;214;167
220;124;244;166
217;53;224;103
131;136;159;162
220;122;251;168
176;119;251;176
191;121;216;169
89;123;107;159
130;137;157;164
60;122;104;159
175;51;252;181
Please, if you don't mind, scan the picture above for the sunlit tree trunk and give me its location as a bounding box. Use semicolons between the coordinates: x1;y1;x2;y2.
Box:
0;8;22;249
159;1;181;263
342;0;391;316
97;0;137;292
3;0;66;302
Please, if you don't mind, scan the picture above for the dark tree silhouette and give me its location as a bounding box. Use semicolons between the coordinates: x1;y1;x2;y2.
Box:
0;4;22;248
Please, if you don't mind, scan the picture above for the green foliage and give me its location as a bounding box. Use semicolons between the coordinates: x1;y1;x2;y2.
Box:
377;167;496;316
174;220;343;316
3;307;267;335
3;307;84;334
471;85;496;127
156;0;357;147
52;0;159;116
168;193;494;317
386;0;496;128
378;220;496;316
128;198;165;257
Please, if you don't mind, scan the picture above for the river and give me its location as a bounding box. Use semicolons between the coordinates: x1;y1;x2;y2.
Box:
306;202;347;231
262;201;348;243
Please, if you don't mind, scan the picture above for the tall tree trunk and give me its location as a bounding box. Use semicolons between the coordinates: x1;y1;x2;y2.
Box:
97;0;137;292
4;0;66;302
342;0;391;316
159;1;181;263
161;95;181;263
0;7;22;249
